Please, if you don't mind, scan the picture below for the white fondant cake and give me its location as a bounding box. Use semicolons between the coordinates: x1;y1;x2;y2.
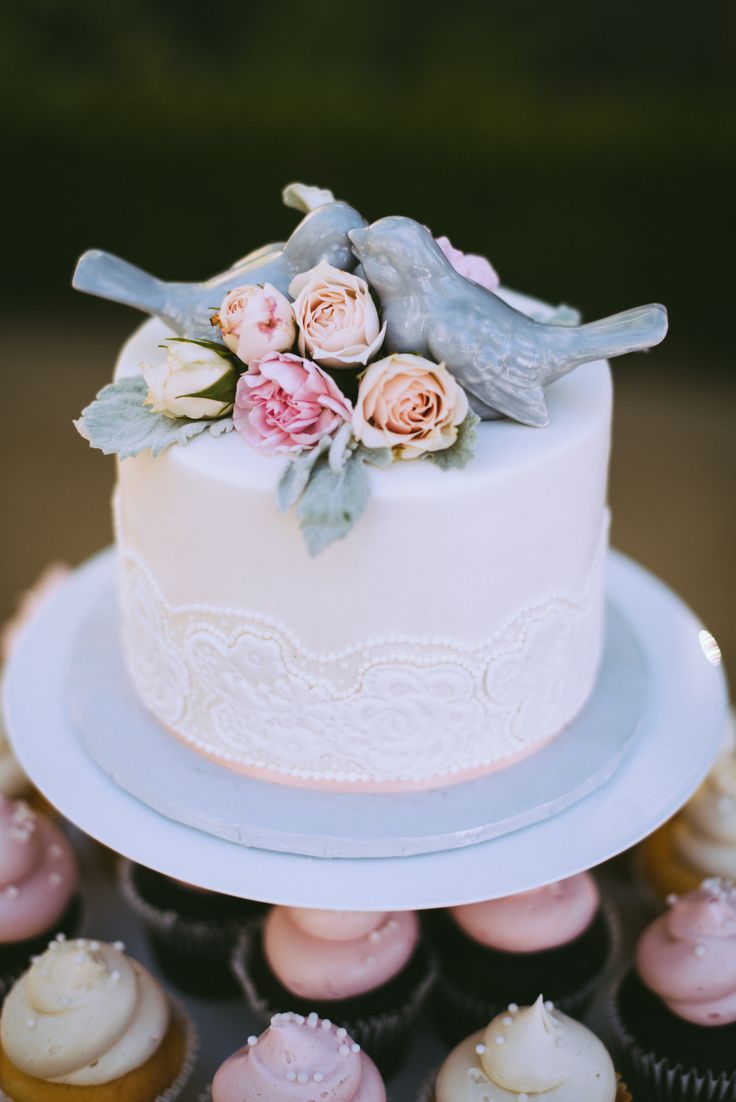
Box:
113;287;612;789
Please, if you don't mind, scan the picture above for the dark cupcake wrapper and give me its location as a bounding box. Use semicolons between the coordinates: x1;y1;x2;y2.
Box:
608;971;736;1102
0;891;83;1003
118;859;264;998
231;925;436;1079
0;995;198;1102
430;899;620;1045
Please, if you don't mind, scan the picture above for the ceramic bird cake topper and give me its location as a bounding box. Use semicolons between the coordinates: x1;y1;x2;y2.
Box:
73;182;669;554
72;199;367;338
349;216;668;426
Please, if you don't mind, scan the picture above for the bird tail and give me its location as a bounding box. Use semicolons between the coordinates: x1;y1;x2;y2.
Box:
546;303;668;382
72;250;168;317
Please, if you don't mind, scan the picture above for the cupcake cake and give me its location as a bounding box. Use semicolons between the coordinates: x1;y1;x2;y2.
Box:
0;797;80;996
638;752;736;902
610;878;736;1101
210;1011;385;1101
0;936;196;1101
427;873;613;1043
118;859;267;998
425;995;630;1101
235;906;434;1076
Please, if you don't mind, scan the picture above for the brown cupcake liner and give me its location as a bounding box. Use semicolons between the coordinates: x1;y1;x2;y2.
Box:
231;926;436;1078
0;996;198;1102
608;974;736;1102
433;899;620;1043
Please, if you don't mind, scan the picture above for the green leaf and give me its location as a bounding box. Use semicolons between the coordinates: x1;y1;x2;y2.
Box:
296;449;372;556
166;336;234;359
276;437;331;512
74;376;233;460
355;444;392;469
183;363;238;404
430;410;480;471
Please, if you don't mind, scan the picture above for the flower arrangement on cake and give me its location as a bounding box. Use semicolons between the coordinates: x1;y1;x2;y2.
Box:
74;181;667;553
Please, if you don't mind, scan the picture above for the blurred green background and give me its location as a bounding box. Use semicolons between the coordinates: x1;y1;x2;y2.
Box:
1;1;734;670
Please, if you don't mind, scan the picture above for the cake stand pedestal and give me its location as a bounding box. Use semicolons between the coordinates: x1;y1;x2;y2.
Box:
2;549;727;909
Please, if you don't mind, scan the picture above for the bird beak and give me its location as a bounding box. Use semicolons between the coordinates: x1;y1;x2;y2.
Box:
348;227;368;256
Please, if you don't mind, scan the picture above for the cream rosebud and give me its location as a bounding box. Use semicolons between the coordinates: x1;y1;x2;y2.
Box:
289;261;386;368
141;341;235;420
218;283;296;365
353;353;468;459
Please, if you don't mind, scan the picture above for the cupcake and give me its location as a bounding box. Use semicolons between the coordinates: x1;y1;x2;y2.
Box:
638;752;736;902
610;878;736;1101
210;1011;386;1101
426;873;614;1044
234;907;434;1076
0;936;197;1101
0;797;81;996
423;995;630;1101
118;859;267;998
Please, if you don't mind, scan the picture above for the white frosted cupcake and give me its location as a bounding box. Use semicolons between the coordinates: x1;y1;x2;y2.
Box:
0;936;196;1101
423;996;631;1101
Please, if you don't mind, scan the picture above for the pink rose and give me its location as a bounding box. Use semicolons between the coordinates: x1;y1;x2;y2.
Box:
217;283;296;365
289;261;386;368
435;235;500;291
234;351;352;455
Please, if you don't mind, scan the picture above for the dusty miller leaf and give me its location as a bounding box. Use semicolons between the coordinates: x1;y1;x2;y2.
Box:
296;449;372;556
355;444;392;469
74;376;233;460
276;437;331;513
430;410;480;471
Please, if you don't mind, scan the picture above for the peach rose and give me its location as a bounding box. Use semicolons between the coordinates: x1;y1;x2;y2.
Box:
217;283;296;365
353;353;468;459
289;261;386;368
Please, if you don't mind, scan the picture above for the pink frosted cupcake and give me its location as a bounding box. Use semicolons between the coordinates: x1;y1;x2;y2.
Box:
234;907;434;1076
0;796;80;996
610;878;736;1101
426;873;615;1044
210;1011;386;1101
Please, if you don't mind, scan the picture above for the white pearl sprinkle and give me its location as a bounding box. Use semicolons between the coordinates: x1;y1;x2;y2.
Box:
56;933;66;942
336;1027;347;1039
294;1014;305;1024
48;872;62;886
694;944;707;958
502;1016;513;1026
297;1072;309;1084
247;1035;258;1046
495;1035;505;1045
474;1043;486;1054
113;940;125;951
110;970;121;982
286;1071;296;1082
351;1043;360;1053
369;929;381;943
321;1019;332;1030
666;893;678;906
5;885;18;899
339;1044;350;1056
307;1013;319;1029
89;941;100;951
508;1003;519;1013
313;1071;324;1082
74;953;86;964
519;1095;529;1102
26;1018;36;1029
545;1000;554;1010
49;844;63;859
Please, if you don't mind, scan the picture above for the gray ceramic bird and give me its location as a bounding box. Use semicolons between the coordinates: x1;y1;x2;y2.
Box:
349;217;668;426
72;201;367;338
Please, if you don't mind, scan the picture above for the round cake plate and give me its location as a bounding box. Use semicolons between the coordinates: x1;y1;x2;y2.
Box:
3;549;728;909
65;562;646;860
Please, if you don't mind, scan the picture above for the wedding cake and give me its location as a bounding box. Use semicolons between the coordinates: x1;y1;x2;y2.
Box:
73;183;667;789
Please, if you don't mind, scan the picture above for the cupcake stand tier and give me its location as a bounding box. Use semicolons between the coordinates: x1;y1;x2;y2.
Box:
2;547;728;910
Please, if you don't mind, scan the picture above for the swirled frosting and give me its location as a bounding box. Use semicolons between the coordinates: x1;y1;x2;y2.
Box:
264;907;419;1000
671;755;736;879
211;1011;386;1102
450;873;599;951
636;877;736;1025
435;996;617;1101
0;797;77;941
0;938;169;1085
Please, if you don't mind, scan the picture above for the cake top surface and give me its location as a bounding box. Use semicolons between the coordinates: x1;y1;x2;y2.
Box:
74;180;666;553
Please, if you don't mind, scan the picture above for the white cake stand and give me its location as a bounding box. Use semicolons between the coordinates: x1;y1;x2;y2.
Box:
2;548;727;910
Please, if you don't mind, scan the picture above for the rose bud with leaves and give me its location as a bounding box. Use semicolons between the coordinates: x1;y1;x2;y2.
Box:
217;283;296;365
289;261;386;368
141;340;237;420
